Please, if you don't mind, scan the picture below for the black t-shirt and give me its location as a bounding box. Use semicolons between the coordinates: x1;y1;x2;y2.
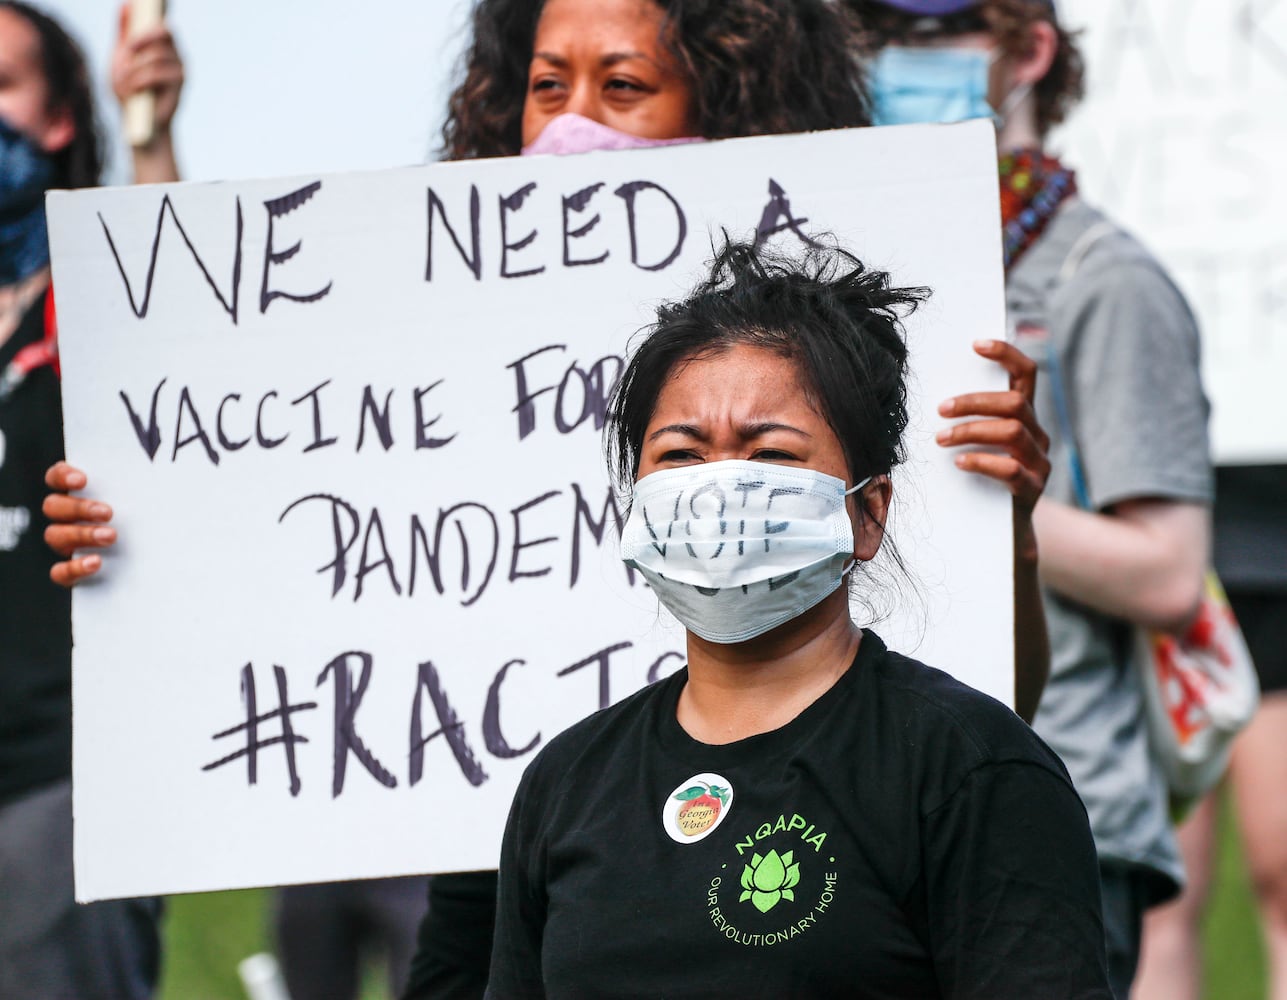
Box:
0;290;73;805
487;631;1111;999
1214;463;1287;591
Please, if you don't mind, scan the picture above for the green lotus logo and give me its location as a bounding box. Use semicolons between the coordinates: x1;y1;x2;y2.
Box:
739;849;801;913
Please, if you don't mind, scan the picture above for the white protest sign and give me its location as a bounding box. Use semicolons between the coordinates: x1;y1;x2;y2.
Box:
1054;0;1287;463
49;121;1012;902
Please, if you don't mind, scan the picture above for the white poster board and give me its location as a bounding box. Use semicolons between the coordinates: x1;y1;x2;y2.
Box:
49;121;1013;902
1054;0;1287;463
37;0;1284;461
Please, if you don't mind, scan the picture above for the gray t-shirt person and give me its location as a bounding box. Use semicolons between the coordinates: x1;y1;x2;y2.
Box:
1007;197;1213;899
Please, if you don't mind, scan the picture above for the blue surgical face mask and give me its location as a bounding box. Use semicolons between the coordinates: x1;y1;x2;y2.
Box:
869;45;998;127
0;115;56;287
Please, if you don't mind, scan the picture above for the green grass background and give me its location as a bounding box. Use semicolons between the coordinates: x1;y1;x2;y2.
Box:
157;789;1267;999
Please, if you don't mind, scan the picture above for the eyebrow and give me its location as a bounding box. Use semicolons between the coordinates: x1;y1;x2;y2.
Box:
647;422;812;443
531;50;655;70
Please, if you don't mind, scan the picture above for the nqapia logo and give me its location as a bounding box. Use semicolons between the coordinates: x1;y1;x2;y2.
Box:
661;773;733;844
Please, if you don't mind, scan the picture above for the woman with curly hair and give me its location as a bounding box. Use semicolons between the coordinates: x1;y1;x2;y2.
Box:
440;0;871;160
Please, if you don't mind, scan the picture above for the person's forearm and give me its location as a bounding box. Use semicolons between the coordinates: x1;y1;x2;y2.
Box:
1012;505;1048;724
130;128;180;184
1033;496;1209;633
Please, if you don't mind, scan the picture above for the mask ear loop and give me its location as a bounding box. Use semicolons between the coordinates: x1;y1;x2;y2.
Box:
840;475;876;576
994;80;1033;124
843;475;874;497
980;46;1034;129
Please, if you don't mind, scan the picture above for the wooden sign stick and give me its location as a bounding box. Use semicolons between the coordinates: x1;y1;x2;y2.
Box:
123;0;166;148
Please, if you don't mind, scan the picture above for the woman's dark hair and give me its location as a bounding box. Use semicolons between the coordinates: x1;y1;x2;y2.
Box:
442;0;871;160
607;235;927;506
1;1;103;187
849;0;1085;136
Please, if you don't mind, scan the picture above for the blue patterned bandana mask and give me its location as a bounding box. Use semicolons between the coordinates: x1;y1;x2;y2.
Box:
0;116;56;287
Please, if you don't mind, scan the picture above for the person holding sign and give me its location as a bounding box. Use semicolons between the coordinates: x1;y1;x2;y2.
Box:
484;236;1109;998
410;0;1048;994
44;0;1052;726
0;2;180;997
852;0;1215;996
110;0;185;185
43;0;1054;994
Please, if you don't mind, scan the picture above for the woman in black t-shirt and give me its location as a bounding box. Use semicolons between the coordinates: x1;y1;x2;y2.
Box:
43;1;1058;995
485;236;1110;999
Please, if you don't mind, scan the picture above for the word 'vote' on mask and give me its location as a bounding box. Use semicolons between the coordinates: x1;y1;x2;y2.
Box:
620;461;871;644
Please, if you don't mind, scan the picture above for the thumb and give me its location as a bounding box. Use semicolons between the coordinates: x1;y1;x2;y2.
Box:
117;2;131;41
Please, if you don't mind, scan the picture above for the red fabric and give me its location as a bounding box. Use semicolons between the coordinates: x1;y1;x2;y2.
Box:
10;285;60;380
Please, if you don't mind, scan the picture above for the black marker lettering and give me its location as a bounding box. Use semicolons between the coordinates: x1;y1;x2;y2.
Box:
499;182;545;279
409;660;488;787
614;180;687;271
647;651;685;684
353;507;403;600
554;355;622;434
426;185;482;281
290;380;338;453
119;378;166;460
278;493;362;597
482;659;542;759
202;663;316;797
754;179;819;249
685;483;728;559
409;503;501;607
413;381;457;449
763;486;804;549
557;641;633;711
570;483;633;587
99;195;243;323
256;391;288;449
356;386;395;452
562;182;609;267
642;493;681;559
260;181;333;314
317;651;397;797
508;344;566;441
509;490;562;581
172;386;220;466
768;570;801;591
216;393;251;452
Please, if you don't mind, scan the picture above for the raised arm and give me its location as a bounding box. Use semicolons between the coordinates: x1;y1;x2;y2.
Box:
111;3;184;184
43;7;187;585
936;339;1051;723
